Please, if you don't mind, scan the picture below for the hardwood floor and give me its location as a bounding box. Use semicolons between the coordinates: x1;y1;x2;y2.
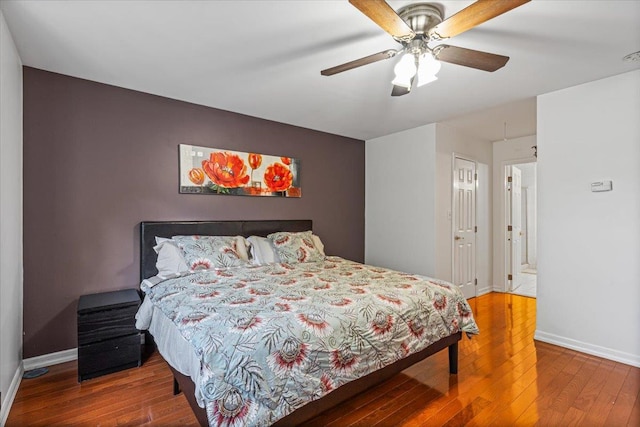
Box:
7;293;639;426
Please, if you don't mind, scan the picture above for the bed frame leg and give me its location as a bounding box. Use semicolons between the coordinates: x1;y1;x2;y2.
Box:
173;377;181;395
448;342;458;374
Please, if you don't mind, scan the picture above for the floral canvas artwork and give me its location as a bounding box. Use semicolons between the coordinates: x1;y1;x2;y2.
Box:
179;144;301;197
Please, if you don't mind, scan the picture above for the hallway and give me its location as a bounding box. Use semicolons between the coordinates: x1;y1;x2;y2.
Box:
512;270;536;298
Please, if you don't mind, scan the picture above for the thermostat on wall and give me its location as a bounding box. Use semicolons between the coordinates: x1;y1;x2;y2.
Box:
591;180;613;192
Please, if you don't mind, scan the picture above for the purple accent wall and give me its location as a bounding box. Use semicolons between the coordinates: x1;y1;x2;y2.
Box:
23;67;365;358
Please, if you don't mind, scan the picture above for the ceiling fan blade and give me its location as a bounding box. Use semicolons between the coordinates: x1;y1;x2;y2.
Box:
428;0;530;40
391;77;414;97
434;45;509;72
321;49;398;76
349;0;415;41
391;85;411;97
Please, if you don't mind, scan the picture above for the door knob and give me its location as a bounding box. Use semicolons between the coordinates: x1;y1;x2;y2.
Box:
454;236;462;240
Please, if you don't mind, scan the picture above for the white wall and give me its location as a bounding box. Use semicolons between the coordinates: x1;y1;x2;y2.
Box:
0;9;24;422
435;123;492;290
365;122;492;296
518;162;537;188
492;135;537;291
476;163;491;295
365;124;436;276
536;70;640;367
365;124;437;276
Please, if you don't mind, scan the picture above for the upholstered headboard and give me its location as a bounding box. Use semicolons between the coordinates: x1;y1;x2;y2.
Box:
139;220;313;281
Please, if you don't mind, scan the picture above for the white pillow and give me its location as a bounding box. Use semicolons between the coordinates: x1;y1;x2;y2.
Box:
247;236;280;265
233;236;251;262
312;234;326;256
154;237;190;276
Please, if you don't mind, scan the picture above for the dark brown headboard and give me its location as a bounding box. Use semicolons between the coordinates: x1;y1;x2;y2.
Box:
139;220;313;281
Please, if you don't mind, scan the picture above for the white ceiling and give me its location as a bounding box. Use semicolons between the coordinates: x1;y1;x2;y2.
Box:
1;0;639;141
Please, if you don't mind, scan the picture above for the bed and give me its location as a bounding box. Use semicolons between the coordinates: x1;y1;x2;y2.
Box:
136;220;478;426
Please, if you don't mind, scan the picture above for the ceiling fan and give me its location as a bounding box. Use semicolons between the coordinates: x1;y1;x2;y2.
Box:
321;0;530;96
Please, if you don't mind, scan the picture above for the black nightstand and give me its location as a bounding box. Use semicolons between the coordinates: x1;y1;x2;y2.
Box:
77;288;142;382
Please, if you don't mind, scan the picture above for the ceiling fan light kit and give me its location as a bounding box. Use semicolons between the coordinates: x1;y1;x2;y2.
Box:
392;53;418;88
417;54;441;87
321;0;531;96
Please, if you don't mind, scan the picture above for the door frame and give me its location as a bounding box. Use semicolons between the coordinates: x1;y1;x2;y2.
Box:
451;153;478;298
501;157;536;293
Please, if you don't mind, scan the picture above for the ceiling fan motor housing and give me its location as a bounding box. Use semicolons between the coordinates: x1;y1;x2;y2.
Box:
397;3;443;39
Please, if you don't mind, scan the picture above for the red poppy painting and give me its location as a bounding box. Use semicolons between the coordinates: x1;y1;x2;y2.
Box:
179;144;301;197
248;153;262;169
202;152;250;188
264;162;293;192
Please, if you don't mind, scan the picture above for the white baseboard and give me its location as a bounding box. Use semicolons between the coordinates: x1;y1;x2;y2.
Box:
534;330;640;368
23;348;77;371
1;361;24;427
476;286;492;296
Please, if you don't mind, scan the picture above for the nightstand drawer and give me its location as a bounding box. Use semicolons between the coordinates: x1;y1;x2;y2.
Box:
78;305;139;346
78;334;141;381
77;289;142;382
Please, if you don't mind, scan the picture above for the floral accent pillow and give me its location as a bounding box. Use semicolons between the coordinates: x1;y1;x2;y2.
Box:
172;235;250;270
154;237;190;277
267;231;325;264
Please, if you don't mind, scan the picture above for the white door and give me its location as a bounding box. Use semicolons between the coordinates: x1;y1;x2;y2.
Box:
509;166;522;291
453;157;476;299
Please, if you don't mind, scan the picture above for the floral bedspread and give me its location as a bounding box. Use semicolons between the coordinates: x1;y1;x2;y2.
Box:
141;256;479;427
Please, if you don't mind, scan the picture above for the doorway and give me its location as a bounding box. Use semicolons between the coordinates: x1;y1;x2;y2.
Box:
505;162;537;297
